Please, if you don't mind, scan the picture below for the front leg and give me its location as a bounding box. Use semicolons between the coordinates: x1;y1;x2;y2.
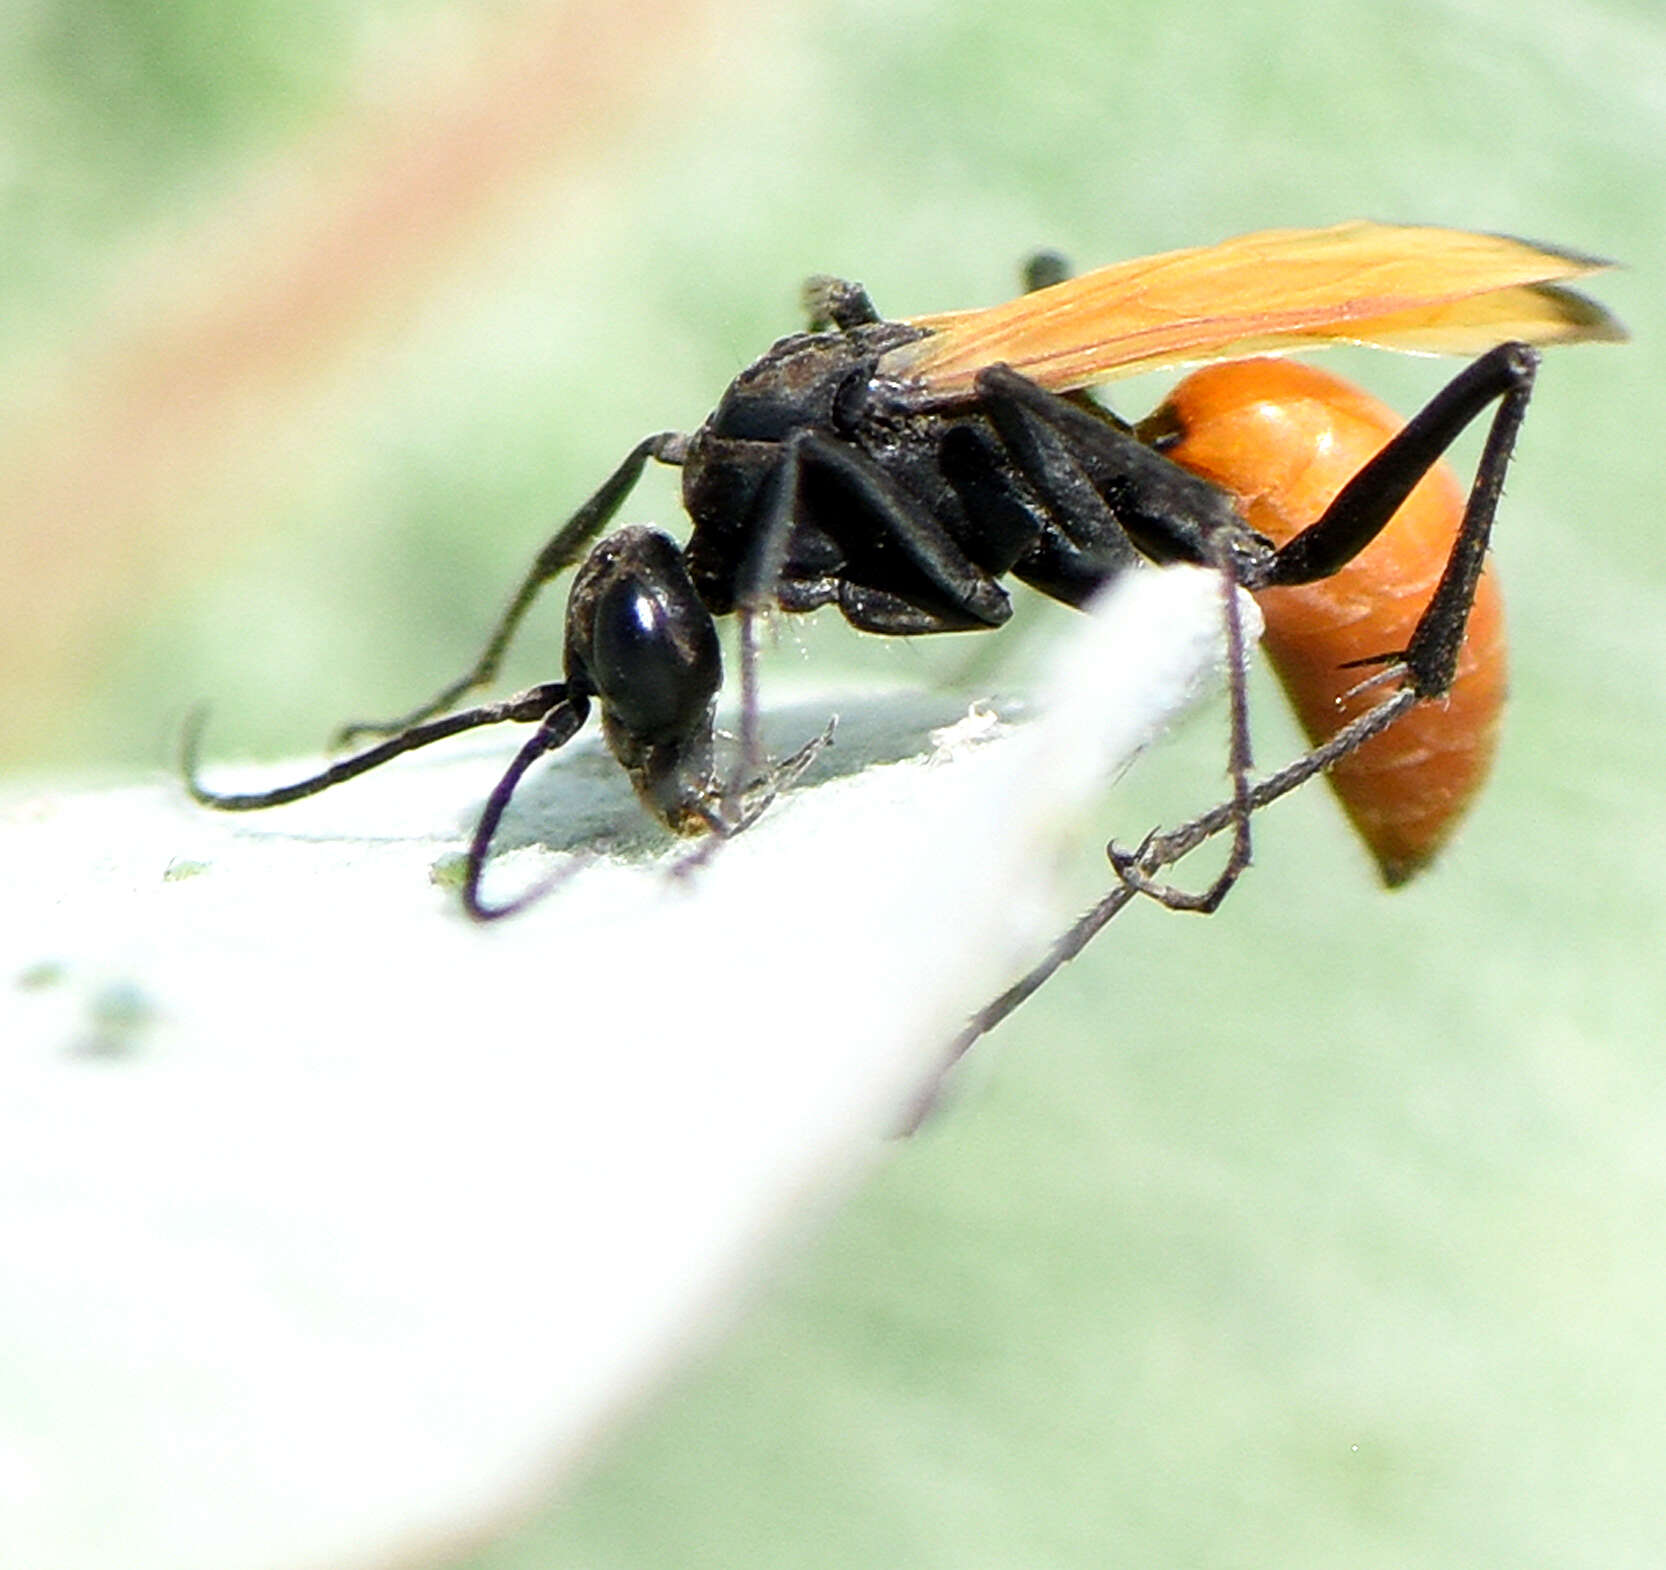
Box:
336;431;688;745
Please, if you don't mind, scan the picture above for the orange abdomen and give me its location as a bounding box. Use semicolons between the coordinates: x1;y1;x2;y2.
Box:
1148;358;1507;885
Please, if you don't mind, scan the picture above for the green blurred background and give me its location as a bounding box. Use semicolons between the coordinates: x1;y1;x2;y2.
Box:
6;0;1664;1565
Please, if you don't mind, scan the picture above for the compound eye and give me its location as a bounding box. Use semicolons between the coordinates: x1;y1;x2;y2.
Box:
590;567;721;744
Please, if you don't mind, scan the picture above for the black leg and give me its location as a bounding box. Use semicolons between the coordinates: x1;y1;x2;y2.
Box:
725;427;1010;807
1392;345;1538;699
336;431;686;745
910;680;1424;1128
975;364;1270;912
734;427;1018;748
1108;566;1258;913
730;435;805;791
1115;344;1539;912
1263;343;1538;704
183;683;571;810
463;693;591;920
689;427;1016;841
952;386;1143;602
774;431;1017;629
975;365;1250;570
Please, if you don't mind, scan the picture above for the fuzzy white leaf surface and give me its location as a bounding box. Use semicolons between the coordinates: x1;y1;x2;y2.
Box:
0;565;1248;1570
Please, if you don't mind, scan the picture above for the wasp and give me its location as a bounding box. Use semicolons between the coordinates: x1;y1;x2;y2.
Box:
186;222;1622;957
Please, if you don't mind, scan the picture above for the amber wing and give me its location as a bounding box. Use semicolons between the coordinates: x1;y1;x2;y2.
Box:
881;221;1624;403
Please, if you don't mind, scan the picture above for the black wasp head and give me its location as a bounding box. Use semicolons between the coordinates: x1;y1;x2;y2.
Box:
564;526;724;834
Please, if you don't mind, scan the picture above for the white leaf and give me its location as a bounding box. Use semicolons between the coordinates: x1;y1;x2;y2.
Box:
0;564;1244;1570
